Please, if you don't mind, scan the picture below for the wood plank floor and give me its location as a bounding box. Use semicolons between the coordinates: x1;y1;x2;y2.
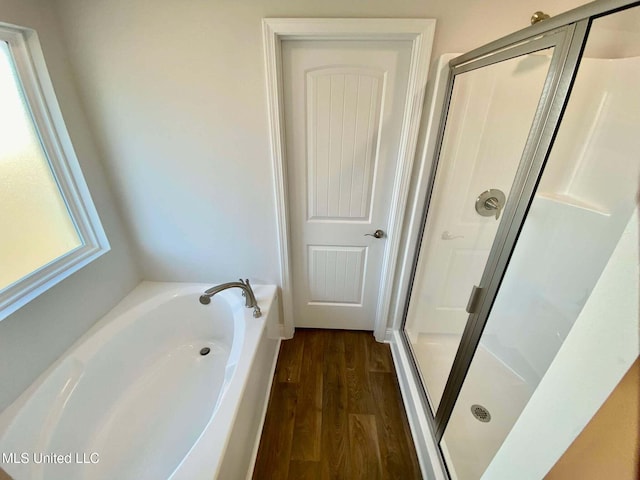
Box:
252;329;422;479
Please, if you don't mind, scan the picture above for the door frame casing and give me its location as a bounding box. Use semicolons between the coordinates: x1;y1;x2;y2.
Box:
262;18;435;339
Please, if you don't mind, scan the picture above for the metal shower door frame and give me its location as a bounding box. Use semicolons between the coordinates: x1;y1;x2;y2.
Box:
401;0;640;460
432;20;588;439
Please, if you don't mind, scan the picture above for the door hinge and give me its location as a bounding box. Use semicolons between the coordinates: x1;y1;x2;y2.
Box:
466;285;483;314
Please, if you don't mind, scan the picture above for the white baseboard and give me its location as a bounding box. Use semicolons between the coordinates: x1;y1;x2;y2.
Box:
282;324;294;339
388;330;448;480
383;327;395;343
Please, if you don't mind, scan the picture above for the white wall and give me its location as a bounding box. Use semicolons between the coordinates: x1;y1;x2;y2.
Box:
50;0;589;287
0;0;141;411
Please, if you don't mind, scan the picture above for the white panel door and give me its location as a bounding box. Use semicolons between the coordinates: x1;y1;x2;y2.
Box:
282;40;412;330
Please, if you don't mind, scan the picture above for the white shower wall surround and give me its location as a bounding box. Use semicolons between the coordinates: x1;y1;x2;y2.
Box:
440;51;640;480
480;54;640;390
408;54;640;393
0;283;281;480
484;206;639;478
398;3;640;472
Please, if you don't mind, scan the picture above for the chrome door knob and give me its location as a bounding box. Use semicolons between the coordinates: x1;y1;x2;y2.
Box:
365;229;385;239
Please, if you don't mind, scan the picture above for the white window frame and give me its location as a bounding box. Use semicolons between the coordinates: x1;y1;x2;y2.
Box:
0;22;110;321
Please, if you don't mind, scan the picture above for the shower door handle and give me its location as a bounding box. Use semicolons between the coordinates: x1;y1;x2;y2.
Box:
466;285;483;314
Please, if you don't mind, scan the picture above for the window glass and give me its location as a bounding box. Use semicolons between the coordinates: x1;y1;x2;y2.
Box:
0;41;81;290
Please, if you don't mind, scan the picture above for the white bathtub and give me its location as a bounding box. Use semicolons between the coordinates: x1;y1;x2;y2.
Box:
0;282;281;480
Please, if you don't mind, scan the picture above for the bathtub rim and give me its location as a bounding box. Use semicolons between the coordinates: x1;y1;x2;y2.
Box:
168;282;278;479
0;281;279;480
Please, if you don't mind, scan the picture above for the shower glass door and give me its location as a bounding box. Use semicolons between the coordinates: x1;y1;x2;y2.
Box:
403;31;570;414
441;5;640;478
402;1;640;479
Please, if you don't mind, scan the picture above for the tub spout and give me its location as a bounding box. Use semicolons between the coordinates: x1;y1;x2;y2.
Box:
199;279;262;318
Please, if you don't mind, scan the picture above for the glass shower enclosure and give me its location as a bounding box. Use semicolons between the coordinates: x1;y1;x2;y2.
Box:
401;1;640;478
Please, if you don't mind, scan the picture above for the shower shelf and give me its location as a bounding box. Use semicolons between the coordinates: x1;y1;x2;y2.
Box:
536;192;611;216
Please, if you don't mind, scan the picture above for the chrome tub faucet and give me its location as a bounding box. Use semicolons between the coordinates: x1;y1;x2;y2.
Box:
199;278;262;318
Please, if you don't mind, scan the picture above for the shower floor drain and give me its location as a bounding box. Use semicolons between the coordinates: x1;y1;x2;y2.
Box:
471;404;491;423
